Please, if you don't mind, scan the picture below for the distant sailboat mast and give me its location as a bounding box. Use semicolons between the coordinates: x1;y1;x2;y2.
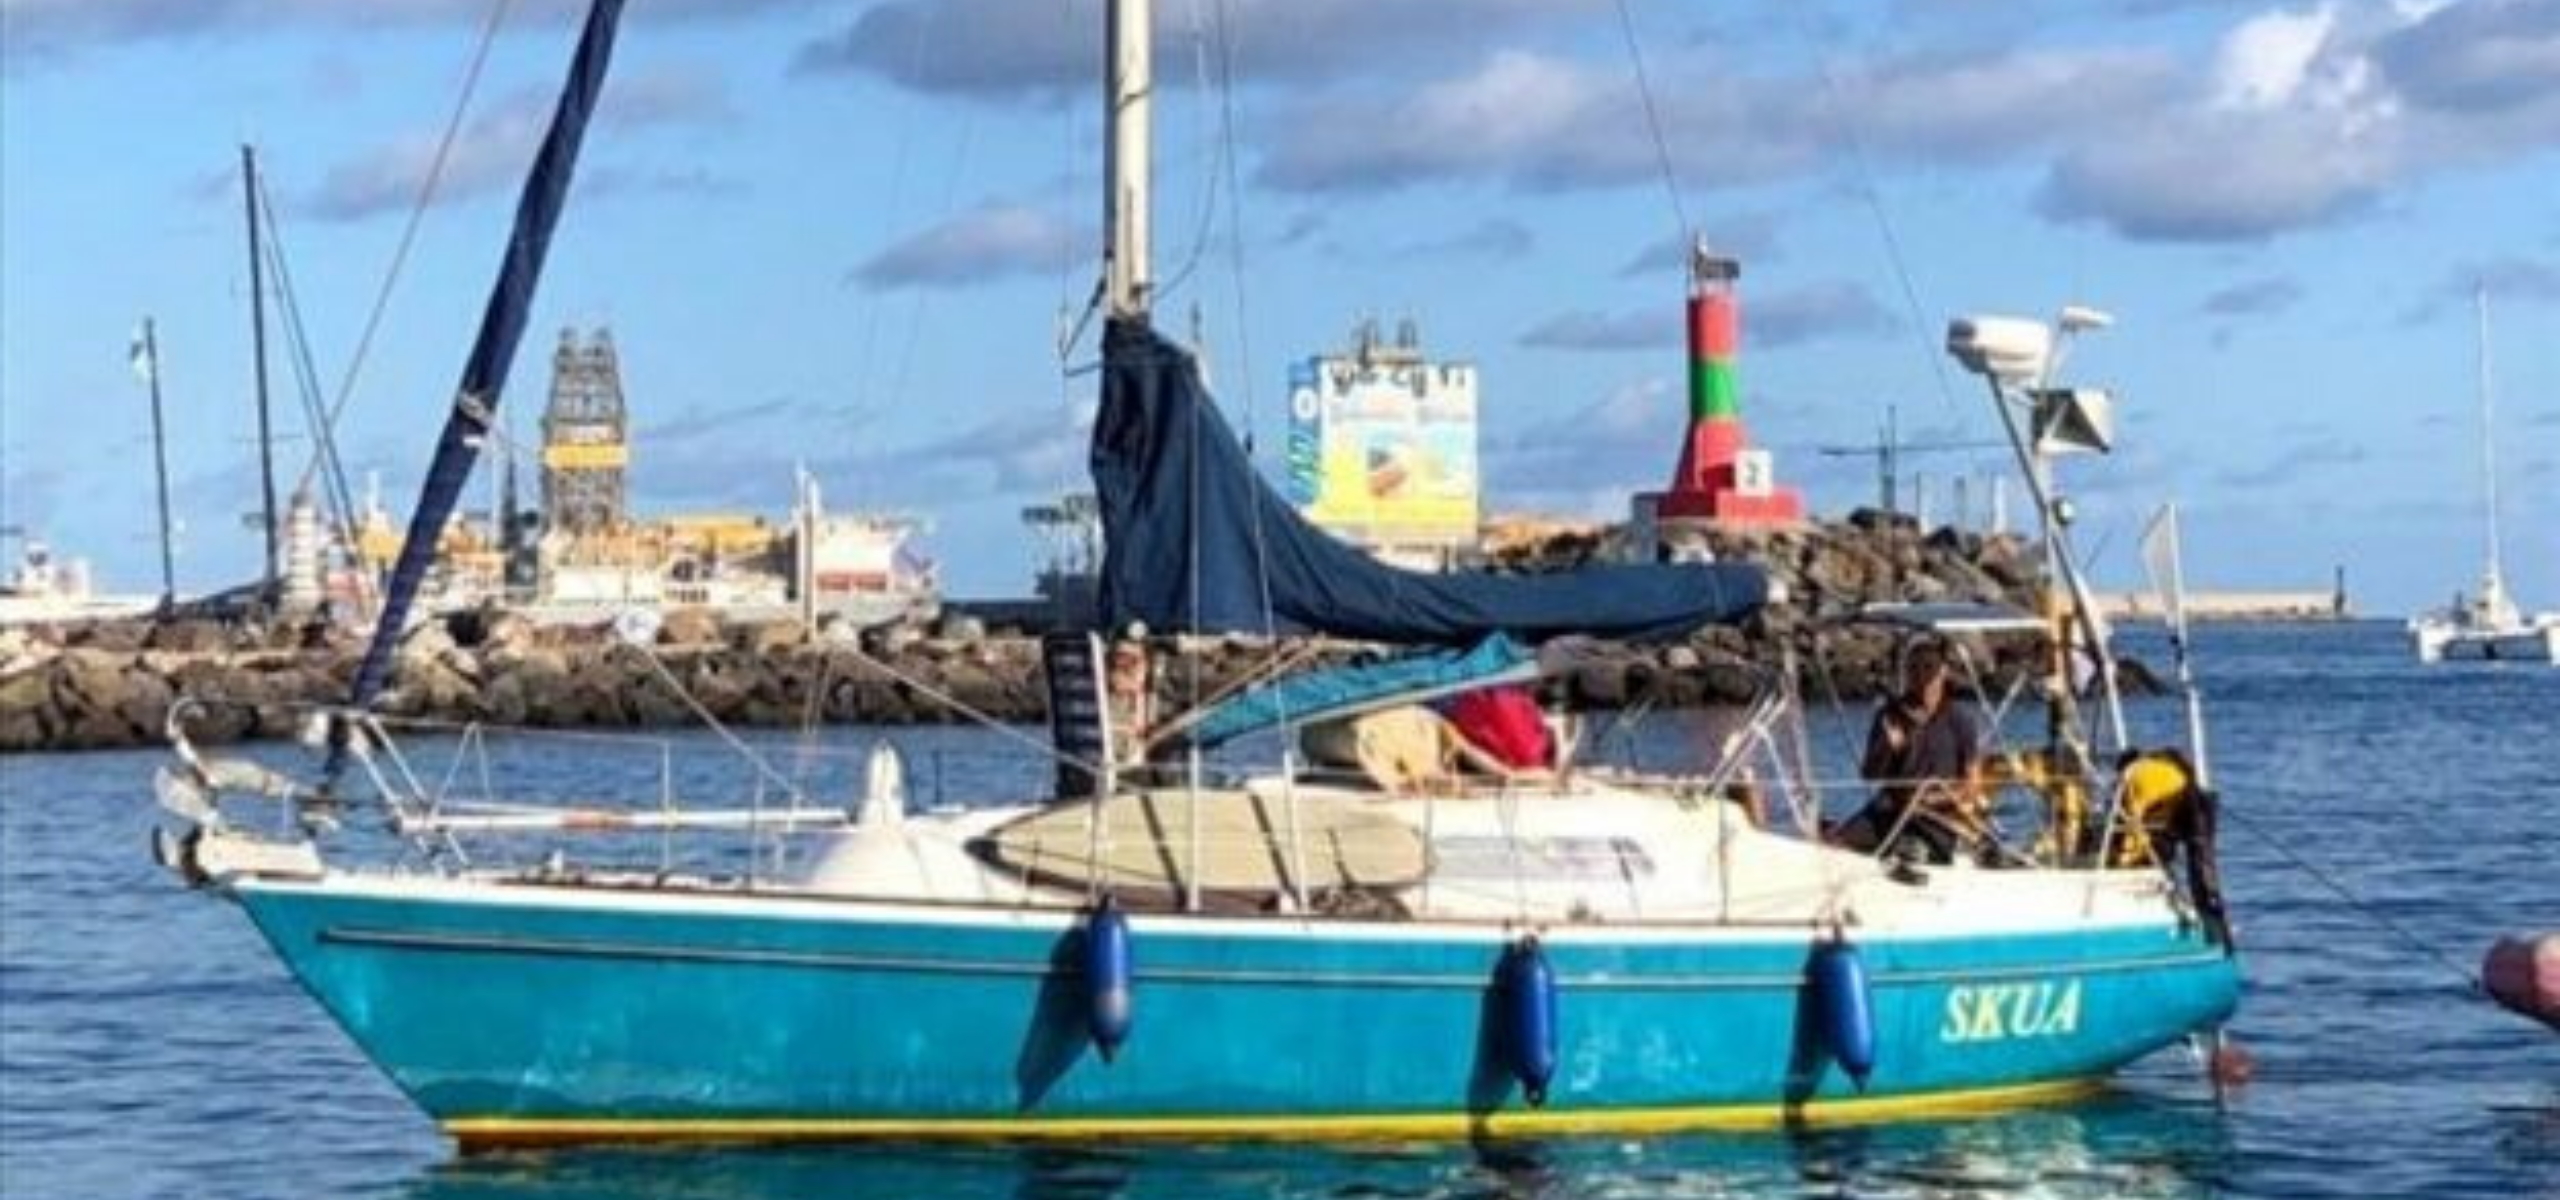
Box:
2473;284;2508;619
243;144;281;600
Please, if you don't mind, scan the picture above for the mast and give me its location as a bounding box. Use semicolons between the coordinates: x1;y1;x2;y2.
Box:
345;0;628;713
242;144;281;598
140;318;177;608
1102;0;1152;321
2475;284;2504;604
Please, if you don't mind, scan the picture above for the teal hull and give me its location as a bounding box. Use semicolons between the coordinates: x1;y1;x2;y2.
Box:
237;879;2240;1143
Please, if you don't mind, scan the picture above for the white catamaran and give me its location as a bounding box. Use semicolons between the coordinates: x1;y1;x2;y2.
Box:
2410;288;2559;665
149;0;2242;1147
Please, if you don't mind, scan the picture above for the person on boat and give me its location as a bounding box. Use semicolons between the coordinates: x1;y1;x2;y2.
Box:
1105;631;1153;772
1836;642;1984;861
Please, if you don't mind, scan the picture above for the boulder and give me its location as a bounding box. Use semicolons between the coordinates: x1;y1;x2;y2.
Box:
1569;659;1632;708
70;620;148;654
657;608;722;648
0;669;50;751
1846;506;1919;535
48;652;143;748
479;670;532;728
147;619;234;655
733;619;809;658
0;627;40;674
865;623;923;659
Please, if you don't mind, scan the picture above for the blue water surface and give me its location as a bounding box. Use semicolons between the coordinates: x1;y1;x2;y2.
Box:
3;622;2554;1198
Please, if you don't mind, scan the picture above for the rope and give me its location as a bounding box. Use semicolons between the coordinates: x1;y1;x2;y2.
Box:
848;0;941;496
617;643;808;805
826;640;1110;782
888;106;979;435
254;175;364;551
1208;0;1259;459
1152;0;1226;305
2217;805;2485;995
1785;10;1960;416
1609;0;1691;245
295;0;516;499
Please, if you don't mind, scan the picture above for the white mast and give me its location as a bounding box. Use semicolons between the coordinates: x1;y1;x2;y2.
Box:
1103;0;1152;320
2475;284;2508;616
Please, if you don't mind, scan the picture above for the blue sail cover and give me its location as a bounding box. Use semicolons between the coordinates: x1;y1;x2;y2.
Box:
1092;319;1767;644
350;0;626;708
1181;635;1539;747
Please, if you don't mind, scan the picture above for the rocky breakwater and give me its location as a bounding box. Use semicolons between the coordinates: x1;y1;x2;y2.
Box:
1498;509;2060;709
2;512;2134;754
0;609;1321;753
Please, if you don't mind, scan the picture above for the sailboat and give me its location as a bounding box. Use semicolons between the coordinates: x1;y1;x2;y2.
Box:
149;0;2240;1147
2410;288;2560;665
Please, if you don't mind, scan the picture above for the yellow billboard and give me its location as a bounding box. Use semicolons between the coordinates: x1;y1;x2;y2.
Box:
1287;355;1478;545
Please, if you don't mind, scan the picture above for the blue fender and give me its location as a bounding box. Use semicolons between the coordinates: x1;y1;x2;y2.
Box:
1496;937;1559;1106
1810;938;1876;1088
1084;899;1133;1062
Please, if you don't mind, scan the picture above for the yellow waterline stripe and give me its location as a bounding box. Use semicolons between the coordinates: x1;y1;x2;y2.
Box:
445;1078;2105;1148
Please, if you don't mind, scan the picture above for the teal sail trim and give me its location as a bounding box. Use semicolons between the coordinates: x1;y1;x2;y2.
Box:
1178;636;1538;747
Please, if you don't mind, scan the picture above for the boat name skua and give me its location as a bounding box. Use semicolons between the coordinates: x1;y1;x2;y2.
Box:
1940;978;2083;1043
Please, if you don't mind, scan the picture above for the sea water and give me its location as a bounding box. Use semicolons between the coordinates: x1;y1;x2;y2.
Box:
3;623;2554;1199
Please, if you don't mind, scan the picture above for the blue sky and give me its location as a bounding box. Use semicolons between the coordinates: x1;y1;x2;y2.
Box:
4;0;2555;614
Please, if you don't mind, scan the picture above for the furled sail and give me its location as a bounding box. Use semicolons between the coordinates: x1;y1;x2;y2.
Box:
1091;319;1767;644
348;0;627;709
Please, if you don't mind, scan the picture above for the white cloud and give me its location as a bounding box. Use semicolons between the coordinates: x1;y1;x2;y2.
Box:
1519;281;1893;353
301;68;738;221
2214;5;2339;108
2044;0;2559;241
850;203;1089;289
1258;44;2179;196
1518;308;1671;352
2039;105;2399;240
792;0;1600;99
2375;0;2560;112
3;0;813;64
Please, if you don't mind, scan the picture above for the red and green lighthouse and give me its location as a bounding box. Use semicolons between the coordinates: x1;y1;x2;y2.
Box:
1654;243;1803;525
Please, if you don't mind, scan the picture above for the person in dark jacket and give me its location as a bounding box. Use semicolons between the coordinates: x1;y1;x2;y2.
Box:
1834;642;1983;861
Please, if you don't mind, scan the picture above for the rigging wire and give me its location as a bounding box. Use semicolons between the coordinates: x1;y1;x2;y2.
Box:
619;642;808;805
293;0;518;500
1207;0;1259;459
829;640;1110;779
848;0;941;496
1151;0;1230;308
1054;0;1096;370
887;107;978;425
2217;805;2485;996
255;173;365;553
1789;10;1962;415
1609;0;1692;246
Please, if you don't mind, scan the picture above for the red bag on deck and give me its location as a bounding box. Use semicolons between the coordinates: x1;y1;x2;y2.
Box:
1446;686;1552;770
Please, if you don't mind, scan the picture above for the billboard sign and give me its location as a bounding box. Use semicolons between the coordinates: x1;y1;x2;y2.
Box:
1286;355;1479;546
